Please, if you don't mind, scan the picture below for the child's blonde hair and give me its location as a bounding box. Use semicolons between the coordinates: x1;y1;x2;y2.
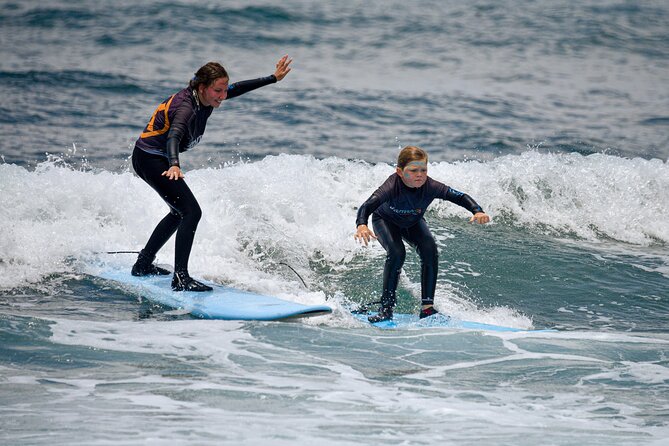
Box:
397;146;428;169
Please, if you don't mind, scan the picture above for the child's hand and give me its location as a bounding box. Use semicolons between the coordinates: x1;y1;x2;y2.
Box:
354;224;377;246
469;212;490;224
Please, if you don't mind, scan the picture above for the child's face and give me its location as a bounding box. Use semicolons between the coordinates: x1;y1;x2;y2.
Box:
396;159;428;188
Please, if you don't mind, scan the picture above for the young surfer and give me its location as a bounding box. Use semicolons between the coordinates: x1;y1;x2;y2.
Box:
131;56;293;291
354;146;490;322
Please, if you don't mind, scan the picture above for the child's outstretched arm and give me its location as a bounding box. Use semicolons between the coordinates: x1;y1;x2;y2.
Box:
439;185;490;224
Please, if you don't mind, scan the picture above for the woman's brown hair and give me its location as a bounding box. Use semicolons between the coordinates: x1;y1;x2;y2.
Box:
189;62;229;90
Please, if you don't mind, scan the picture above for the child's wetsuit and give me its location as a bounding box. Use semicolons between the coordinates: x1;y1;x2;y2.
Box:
356;174;484;308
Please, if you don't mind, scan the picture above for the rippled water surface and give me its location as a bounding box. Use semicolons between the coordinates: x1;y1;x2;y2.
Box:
1;1;668;444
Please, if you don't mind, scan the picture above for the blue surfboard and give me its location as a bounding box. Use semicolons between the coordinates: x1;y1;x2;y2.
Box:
99;270;332;321
352;312;552;332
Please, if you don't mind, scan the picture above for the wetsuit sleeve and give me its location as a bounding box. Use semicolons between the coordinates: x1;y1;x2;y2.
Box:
226;75;277;100
165;101;196;167
355;194;383;227
356;176;396;226
439;184;484;214
166;138;180;167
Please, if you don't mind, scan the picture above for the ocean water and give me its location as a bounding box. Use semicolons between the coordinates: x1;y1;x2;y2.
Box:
1;0;668;445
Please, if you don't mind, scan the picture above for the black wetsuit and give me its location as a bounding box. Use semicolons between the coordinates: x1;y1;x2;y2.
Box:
356;174;484;308
132;75;276;272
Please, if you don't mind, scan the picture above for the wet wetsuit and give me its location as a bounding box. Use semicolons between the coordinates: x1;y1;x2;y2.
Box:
356;174;484;308
132;75;276;272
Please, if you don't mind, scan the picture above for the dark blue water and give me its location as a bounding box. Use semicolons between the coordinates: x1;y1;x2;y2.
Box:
1;1;668;444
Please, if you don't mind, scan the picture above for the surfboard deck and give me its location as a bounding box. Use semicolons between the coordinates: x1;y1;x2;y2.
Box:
99;269;332;321
352;312;553;332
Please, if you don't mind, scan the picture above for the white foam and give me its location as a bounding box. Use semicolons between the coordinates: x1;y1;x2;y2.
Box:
38;315;669;445
581;361;669;385
428;151;669;245
1;152;667;328
49;317;250;361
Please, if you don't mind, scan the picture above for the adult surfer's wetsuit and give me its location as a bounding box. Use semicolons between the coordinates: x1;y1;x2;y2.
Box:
356;174;484;317
132;75;277;284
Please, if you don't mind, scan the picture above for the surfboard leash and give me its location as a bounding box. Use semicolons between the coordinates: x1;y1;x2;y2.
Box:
278;262;308;289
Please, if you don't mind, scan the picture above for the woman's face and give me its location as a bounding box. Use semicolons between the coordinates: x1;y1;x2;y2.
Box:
396;159;428;188
198;77;229;108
